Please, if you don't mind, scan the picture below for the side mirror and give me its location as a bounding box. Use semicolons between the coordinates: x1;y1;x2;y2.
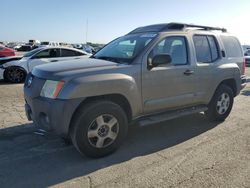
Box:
151;54;172;68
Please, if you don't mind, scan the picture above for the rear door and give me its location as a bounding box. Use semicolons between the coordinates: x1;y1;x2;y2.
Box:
192;34;221;104
142;35;199;114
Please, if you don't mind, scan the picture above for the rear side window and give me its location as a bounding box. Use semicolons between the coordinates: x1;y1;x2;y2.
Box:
207;36;219;61
61;49;83;57
221;36;242;57
193;35;219;63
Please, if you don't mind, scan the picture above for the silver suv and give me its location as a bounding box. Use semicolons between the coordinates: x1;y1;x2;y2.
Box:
24;23;247;157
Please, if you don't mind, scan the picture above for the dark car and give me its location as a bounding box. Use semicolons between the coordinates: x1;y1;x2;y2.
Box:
17;45;33;52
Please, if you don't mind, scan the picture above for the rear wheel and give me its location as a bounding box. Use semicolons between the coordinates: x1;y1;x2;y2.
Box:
4;67;26;83
70;100;128;158
205;84;234;121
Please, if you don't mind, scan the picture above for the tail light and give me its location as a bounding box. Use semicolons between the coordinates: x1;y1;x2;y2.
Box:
243;58;246;75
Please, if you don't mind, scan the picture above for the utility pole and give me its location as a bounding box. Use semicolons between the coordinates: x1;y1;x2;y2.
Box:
85;19;88;44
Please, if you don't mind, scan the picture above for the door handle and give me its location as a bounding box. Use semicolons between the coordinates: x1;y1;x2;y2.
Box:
50;60;58;62
183;69;194;75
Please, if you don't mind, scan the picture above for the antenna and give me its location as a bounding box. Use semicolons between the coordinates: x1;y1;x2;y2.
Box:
85;19;88;44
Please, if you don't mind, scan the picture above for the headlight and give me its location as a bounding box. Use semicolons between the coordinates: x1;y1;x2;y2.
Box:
40;80;64;99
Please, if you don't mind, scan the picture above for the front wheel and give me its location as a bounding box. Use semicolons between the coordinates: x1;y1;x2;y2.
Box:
70;100;128;158
4;67;26;83
205;84;234;121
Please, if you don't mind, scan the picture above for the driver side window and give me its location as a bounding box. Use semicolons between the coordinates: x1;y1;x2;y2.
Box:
33;49;60;59
150;36;188;65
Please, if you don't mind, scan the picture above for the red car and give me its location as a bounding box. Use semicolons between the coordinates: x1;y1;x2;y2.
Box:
0;46;15;57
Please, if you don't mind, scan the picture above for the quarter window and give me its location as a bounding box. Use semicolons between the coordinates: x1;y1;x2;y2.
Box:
221;36;242;57
150;36;188;65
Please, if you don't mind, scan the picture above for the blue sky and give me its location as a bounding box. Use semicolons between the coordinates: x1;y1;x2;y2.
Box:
1;0;250;44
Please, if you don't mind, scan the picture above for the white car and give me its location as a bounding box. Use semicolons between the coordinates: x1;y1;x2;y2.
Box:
0;47;91;83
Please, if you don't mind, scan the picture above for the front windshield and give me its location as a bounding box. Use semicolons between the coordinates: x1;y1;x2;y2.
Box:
93;33;157;63
23;48;43;57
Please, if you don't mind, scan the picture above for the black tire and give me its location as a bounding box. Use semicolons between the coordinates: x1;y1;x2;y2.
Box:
70;100;128;158
61;137;72;145
4;67;26;83
205;84;234;121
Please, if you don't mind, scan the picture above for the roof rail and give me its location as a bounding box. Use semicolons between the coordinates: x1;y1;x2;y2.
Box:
128;23;227;34
167;23;227;32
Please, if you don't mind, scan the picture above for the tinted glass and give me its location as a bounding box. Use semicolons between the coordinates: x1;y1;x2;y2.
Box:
193;35;211;63
207;36;219;61
41;42;49;45
34;49;60;58
61;49;78;57
151;36;188;65
23;48;43;57
221;36;242;57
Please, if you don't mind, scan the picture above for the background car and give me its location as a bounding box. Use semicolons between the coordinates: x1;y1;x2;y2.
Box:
0;47;91;83
244;49;250;66
39;41;60;47
16;45;33;52
0;46;15;57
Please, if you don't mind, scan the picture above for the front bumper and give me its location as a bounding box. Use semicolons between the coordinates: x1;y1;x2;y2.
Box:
24;75;84;136
24;96;83;136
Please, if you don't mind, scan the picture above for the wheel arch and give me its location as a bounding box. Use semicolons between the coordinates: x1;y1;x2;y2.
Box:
218;78;237;97
68;93;133;137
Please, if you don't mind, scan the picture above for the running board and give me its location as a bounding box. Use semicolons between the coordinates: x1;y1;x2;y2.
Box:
138;105;208;127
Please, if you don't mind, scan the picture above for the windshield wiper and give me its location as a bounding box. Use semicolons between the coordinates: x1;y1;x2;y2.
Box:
92;56;121;63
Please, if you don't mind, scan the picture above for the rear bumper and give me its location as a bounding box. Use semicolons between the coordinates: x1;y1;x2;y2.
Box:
24;94;84;137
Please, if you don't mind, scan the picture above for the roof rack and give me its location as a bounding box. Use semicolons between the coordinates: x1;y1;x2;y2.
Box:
167;23;227;32
128;22;227;34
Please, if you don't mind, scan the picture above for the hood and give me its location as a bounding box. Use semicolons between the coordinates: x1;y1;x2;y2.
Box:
32;58;119;80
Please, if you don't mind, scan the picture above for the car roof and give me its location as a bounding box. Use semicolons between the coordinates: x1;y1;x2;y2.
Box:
36;46;90;54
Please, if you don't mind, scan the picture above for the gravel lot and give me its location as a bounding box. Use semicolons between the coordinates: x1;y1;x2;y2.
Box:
0;68;249;188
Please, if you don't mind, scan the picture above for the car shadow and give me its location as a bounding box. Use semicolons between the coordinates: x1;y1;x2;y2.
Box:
0;113;220;187
0;79;23;85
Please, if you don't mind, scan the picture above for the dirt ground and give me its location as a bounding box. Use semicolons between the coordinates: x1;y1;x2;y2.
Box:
0;68;249;188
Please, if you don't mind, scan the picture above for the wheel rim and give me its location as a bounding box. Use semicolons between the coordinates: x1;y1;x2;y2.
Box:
87;114;119;148
7;68;25;83
216;92;230;115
